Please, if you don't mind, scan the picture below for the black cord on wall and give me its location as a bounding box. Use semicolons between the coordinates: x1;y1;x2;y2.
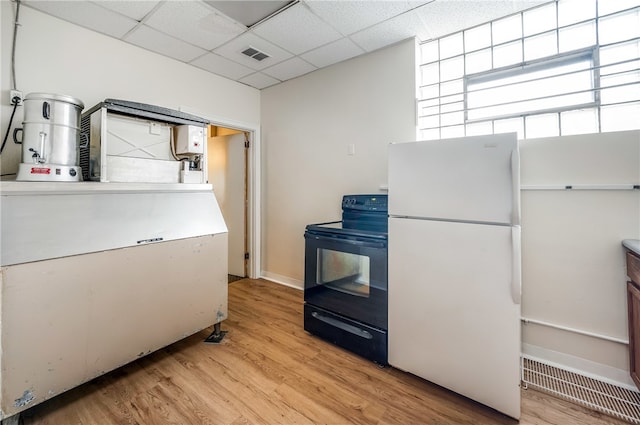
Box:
0;98;20;155
2;0;22;157
11;0;21;90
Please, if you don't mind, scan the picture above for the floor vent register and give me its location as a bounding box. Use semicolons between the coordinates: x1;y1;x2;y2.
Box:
522;357;640;423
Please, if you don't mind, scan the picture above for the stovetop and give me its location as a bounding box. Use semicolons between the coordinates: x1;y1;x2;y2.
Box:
305;220;387;241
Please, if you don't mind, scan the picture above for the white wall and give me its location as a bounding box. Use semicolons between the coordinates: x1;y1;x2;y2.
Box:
520;130;640;387
0;3;260;176
260;39;417;287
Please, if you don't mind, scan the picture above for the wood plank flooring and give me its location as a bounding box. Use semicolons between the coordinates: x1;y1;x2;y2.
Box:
21;278;630;425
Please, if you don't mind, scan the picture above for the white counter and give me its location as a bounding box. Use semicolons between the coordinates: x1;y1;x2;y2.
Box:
1;181;227;266
1;181;214;194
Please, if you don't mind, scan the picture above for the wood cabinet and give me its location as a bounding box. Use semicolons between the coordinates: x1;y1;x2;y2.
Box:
626;251;640;390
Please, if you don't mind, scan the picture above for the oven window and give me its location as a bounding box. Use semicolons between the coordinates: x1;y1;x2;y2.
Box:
317;248;370;297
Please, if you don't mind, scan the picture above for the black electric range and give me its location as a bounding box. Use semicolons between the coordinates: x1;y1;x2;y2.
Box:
303;194;388;365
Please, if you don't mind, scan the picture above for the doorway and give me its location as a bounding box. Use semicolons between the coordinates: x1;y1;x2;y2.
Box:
208;125;249;282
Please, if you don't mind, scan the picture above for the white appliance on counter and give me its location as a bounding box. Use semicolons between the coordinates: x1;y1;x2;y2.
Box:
81;99;208;184
387;133;521;419
15;93;85;182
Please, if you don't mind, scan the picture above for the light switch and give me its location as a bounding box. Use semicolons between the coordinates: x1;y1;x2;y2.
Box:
347;143;355;156
149;122;162;135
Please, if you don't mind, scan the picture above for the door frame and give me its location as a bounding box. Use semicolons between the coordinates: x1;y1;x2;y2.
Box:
185;110;261;280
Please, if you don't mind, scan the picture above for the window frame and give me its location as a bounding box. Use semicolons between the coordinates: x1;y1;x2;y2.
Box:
463;47;600;123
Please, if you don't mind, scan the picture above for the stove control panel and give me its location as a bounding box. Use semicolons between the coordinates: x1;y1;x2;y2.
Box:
342;194;388;212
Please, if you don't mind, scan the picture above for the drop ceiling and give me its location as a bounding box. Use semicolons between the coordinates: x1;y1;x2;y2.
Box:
21;0;548;90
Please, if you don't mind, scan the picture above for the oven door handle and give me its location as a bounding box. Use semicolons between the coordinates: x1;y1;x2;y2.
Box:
309;234;386;248
311;312;373;339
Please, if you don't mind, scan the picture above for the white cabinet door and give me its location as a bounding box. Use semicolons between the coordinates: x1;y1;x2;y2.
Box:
388;217;521;419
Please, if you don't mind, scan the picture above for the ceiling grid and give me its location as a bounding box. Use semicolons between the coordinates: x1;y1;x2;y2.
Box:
22;0;549;89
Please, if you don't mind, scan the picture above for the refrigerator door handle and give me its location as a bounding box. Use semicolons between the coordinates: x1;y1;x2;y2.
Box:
511;149;521;226
511;225;522;305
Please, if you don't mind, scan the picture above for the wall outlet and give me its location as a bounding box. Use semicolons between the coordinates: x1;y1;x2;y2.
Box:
10;90;23;106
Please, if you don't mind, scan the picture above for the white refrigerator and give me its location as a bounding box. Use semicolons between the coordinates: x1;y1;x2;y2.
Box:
387;133;521;419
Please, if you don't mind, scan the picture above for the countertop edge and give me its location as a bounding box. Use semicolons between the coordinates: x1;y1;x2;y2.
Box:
0;181;214;195
623;239;640;257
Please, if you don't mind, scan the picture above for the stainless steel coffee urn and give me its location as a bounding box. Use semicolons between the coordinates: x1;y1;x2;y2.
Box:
15;93;85;182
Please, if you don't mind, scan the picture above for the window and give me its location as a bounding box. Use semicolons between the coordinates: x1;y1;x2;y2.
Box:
466;51;596;121
417;0;640;140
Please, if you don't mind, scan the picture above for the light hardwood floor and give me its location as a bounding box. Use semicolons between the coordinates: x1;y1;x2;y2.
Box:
21;278;629;425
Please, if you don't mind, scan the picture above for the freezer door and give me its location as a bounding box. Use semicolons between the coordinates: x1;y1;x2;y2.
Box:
388;133;520;225
388;217;521;420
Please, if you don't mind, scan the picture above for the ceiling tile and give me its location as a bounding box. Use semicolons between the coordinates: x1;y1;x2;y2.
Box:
306;1;417;35
407;0;436;8
24;1;138;38
144;1;246;50
239;72;281;90
125;25;208;63
350;9;432;52
204;1;293;27
252;3;342;55
262;57;316;81
413;0;546;39
301;38;365;68
213;33;293;70
92;1;160;21
191;53;255;80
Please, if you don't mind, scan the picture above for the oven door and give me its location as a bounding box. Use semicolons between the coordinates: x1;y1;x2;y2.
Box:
304;229;387;330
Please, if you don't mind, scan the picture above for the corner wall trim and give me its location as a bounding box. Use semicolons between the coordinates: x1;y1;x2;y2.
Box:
261;272;303;291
